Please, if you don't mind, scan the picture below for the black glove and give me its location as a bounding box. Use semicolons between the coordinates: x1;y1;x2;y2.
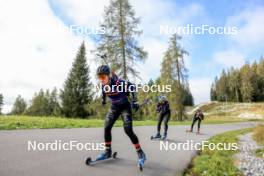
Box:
102;100;106;106
131;101;139;111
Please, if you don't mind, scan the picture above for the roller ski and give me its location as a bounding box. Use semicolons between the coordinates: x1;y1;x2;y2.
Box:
150;133;161;140
186;129;201;135
85;150;118;165
137;150;146;171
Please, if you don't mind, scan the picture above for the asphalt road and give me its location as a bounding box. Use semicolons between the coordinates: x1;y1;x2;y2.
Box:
0;122;256;176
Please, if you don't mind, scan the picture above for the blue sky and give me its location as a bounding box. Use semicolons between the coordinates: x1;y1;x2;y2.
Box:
1;0;264;112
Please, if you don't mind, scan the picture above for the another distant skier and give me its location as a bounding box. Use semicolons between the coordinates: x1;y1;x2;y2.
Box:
187;109;204;134
152;96;171;140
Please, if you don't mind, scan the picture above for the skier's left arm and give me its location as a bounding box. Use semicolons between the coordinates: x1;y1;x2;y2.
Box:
121;80;136;102
125;80;139;110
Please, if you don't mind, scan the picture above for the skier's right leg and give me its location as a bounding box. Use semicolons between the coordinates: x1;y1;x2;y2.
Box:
190;118;198;132
197;119;201;134
97;108;119;160
162;112;171;139
155;113;164;138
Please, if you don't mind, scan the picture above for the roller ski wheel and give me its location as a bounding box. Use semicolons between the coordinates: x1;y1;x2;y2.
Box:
85;157;92;165
112;151;117;158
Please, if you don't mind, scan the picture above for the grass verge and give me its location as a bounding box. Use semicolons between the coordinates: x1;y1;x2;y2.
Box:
252;124;264;158
0;115;248;130
252;124;264;145
184;128;252;176
255;148;264;158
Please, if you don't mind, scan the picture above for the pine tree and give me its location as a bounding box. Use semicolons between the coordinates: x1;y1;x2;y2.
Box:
257;56;264;100
160;34;190;121
210;83;217;101
217;70;229;101
183;85;194;106
49;88;61;116
27;89;49;116
161;51;174;85
240;63;253;102
60;42;93;118
228;68;241;102
169;34;189;85
95;0;147;79
0;94;3;114
11;95;27;115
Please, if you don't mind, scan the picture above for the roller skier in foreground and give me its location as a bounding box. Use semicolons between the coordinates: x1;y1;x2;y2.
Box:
186;109;204;134
151;96;171;140
86;65;146;171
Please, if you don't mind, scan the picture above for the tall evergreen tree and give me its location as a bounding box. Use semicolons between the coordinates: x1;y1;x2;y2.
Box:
182;85;194;106
0;94;3;114
257;57;264;100
60;42;93;118
160;34;190;121
48;88;61;116
210;83;217;101
11;95;27;115
240;63;253;102
27;89;49;116
228;68;241;102
95;0;147;79
217;70;229;101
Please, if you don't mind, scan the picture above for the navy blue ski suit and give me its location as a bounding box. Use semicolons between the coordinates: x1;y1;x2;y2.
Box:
156;100;171;134
102;76;140;148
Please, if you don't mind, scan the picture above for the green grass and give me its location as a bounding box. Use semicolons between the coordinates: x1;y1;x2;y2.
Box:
252;124;264;145
255;148;264;158
0;115;248;130
184;128;253;176
252;124;264;158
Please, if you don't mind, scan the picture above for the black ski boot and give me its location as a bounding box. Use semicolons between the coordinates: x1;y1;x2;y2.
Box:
162;132;167;140
151;133;161;140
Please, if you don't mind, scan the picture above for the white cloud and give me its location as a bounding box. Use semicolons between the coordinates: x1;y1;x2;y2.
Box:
189;78;211;104
50;0;110;26
213;50;245;68
226;7;264;48
137;38;167;82
0;0;91;113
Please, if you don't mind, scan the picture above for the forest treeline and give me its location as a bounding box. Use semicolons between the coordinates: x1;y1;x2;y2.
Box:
1;0;193;120
5;38;193;120
210;57;264;102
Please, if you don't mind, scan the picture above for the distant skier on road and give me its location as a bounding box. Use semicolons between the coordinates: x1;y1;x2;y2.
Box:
151;96;171;140
187;109;204;134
